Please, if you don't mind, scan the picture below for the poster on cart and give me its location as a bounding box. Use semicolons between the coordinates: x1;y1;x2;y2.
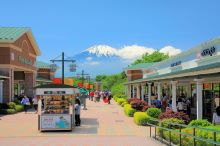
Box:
41;115;71;130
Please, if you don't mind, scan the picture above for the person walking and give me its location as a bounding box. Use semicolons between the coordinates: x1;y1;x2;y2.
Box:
177;98;184;112
21;96;29;113
75;98;81;126
213;106;220;125
90;90;94;101
108;92;112;104
33;96;38;113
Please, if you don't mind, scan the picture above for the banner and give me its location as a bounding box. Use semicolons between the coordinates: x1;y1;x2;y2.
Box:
78;82;83;87
89;84;93;89
41;115;71;130
53;78;62;84
64;78;73;86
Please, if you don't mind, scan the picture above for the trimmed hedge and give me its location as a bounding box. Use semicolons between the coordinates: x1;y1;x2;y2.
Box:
13;99;22;105
134;112;151;126
146;108;161;118
117;98;127;105
8;102;16;109
121;102;128;107
15;105;24;112
188;119;212;127
0;109;16;114
124;105;137;117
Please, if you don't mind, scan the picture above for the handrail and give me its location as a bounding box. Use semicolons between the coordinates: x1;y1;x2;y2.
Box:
148;118;220;133
148;118;220;146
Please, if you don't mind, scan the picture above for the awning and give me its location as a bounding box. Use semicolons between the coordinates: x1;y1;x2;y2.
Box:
0;75;10;79
36;77;53;83
125;62;220;85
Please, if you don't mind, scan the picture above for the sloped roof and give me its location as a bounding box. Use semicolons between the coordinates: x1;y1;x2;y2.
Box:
0;27;41;55
37;61;50;69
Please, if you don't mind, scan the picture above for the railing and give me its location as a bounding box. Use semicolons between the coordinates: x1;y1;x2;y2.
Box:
147;118;220;146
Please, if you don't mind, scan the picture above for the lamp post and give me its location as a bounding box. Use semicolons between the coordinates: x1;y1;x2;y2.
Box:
77;70;89;110
50;52;76;84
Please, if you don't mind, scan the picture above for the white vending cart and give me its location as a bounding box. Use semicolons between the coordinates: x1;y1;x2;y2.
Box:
35;84;78;131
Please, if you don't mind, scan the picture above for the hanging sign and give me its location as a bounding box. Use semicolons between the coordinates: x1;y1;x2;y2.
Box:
69;64;76;72
201;46;216;57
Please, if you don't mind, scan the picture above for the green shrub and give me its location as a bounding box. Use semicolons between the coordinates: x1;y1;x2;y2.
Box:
121;102;128;107
124;106;137;117
0;109;7;114
15;105;24;112
7;102;16;109
188;119;212;127
124;104;131;109
13;99;21;105
6;109;16;114
117;98;127;105
146;108;161;118
134;112;151;126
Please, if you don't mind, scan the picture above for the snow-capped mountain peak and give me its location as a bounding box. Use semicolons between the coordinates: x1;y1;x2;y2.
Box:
86;45;117;57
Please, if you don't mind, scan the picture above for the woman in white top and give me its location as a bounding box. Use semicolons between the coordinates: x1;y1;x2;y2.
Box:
213;106;220;125
177;98;184;112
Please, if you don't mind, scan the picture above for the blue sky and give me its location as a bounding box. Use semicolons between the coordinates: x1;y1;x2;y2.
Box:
1;0;220;64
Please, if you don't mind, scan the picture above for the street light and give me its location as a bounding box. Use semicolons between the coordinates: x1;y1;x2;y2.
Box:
50;52;76;84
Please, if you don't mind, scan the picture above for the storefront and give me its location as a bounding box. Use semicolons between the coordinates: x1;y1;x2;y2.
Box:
0;27;41;102
125;37;220;120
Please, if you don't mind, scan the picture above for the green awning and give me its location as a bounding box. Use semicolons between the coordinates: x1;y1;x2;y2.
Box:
35;84;76;89
36;77;52;83
125;62;220;84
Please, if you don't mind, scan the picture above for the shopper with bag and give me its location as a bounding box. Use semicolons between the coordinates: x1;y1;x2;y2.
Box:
21;96;29;113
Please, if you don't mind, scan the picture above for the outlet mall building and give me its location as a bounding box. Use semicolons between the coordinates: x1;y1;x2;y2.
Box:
0;27;54;103
124;37;220;121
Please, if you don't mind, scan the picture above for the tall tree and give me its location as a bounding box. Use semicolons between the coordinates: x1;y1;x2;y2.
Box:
132;51;169;65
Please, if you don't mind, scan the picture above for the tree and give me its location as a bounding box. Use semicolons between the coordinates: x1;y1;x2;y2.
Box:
132;51;169;65
95;75;107;82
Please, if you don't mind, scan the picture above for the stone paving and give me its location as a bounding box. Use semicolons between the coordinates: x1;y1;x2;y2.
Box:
0;99;163;146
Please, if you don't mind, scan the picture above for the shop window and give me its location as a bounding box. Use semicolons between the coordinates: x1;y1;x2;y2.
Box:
213;83;220;108
191;84;196;108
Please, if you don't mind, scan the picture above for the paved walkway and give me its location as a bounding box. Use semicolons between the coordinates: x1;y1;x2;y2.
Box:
0;99;163;146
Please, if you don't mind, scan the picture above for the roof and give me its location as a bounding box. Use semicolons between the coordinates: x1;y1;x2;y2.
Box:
0;27;41;55
124;62;155;70
36;77;52;82
125;62;220;84
0;75;9;79
37;61;50;69
35;84;76;89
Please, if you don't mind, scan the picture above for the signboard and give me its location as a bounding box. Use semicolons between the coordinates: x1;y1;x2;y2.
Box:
19;56;33;65
201;46;216;57
43;91;66;94
53;78;62;84
41;115;71;130
170;61;181;67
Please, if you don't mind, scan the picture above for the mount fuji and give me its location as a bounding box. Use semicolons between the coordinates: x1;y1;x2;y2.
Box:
55;45;181;78
72;45;130;77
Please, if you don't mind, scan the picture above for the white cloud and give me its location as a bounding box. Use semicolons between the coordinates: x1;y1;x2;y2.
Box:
159;46;182;56
86;57;93;61
86;44;182;60
117;45;155;60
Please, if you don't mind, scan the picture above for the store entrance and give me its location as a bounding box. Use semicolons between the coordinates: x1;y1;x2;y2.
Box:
14;71;25;98
202;83;220;121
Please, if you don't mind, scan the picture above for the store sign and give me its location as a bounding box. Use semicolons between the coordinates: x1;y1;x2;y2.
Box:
44;91;66;94
41;115;71;129
201;46;216;57
170;61;181;67
19;56;32;65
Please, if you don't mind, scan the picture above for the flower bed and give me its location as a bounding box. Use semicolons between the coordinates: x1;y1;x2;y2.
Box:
0;101;24;115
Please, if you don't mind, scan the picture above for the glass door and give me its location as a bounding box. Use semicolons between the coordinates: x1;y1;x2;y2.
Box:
202;83;213;121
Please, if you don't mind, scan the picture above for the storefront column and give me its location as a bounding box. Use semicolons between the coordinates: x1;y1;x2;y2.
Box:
147;82;152;105
171;81;178;112
132;85;135;98
157;82;161;101
127;84;131;98
141;84;145;101
195;79;203;119
137;84;140;99
0;80;3;103
24;72;35;97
